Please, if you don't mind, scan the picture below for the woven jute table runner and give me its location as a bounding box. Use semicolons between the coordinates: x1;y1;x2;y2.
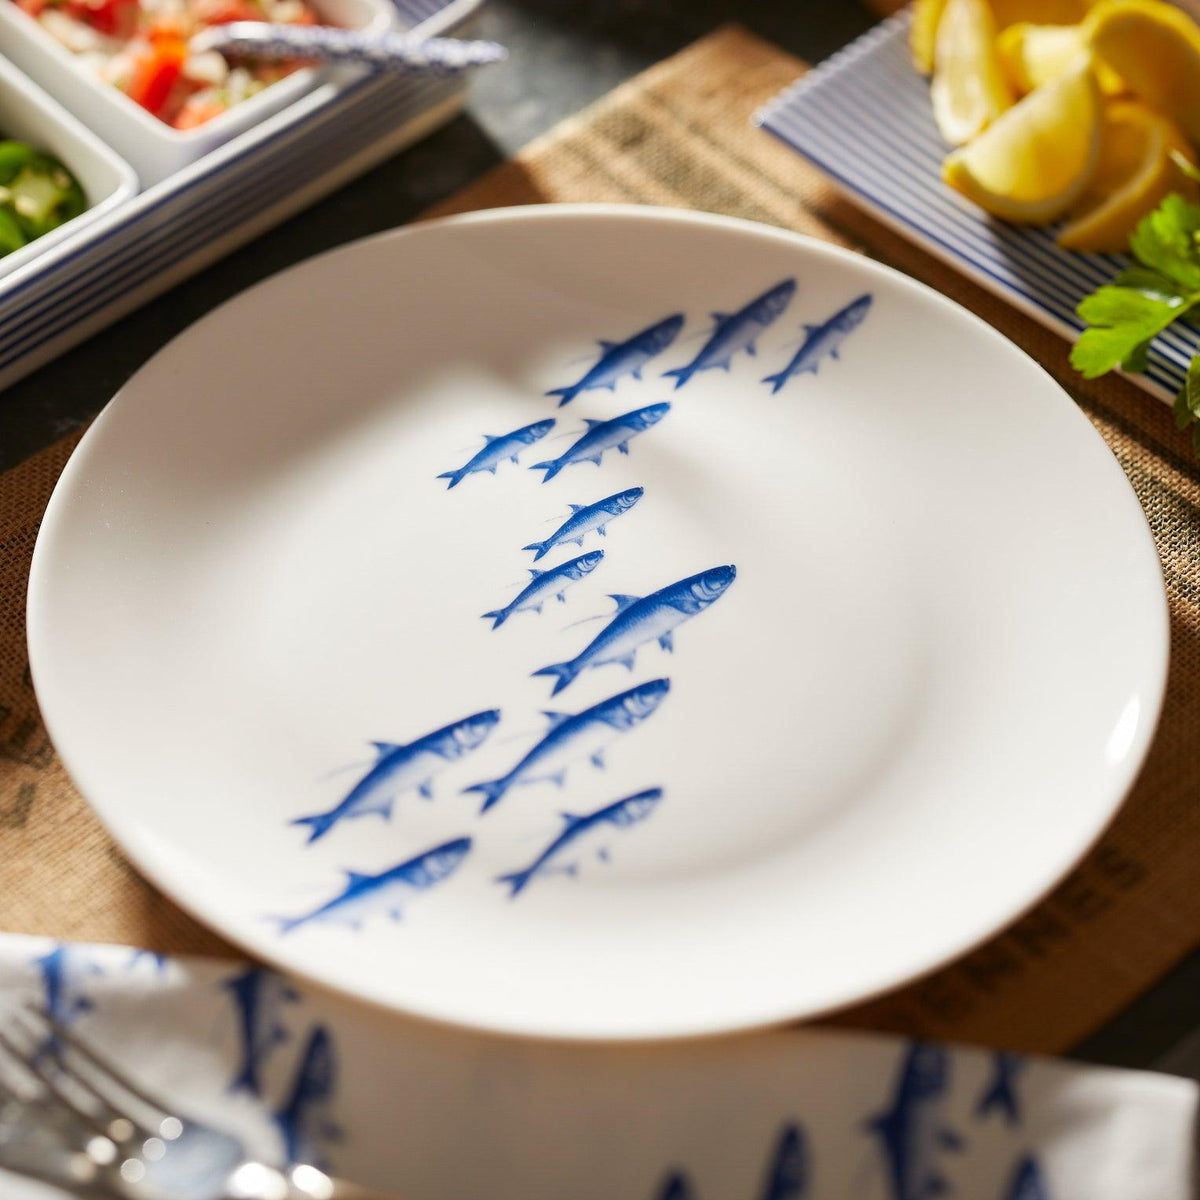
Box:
2;27;1198;1055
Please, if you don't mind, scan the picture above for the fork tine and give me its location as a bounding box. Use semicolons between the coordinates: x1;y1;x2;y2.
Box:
16;1007;164;1140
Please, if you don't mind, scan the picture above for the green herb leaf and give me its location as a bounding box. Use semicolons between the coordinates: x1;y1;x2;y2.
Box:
1128;193;1200;292
1170;148;1200;187
1071;285;1197;378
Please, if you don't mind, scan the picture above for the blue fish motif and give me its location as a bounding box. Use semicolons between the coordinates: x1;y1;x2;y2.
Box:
1005;1156;1049;1200
547;314;686;406
655;1173;695;1200
865;1043;962;1200
523;487;644;561
274;1025;340;1168
482;551;604;629
662;279;796;388
464;679;670;813
126;949;168;973
275;837;472;933
33;945;100;1041
291;709;500;843
762;294;873;393
532;565;736;695
496;787;662;896
436;419;555;489
529;404;670;482
222;966;299;1097
760;1124;810;1200
975;1052;1026;1127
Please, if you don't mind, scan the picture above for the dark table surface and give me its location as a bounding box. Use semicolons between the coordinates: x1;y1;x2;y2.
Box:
1;0;1197;1076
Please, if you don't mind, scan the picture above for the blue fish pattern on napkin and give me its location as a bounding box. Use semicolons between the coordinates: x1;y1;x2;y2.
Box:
529;404;670;481
760;1124;809;1199
436;419;555;489
222;966;299;1097
762;294;873;393
532;566;735;695
32;945;101;1051
274;1025;340;1168
663;280;796;388
1006;1156;1050;1200
482;551;604;629
495;787;662;896
291;710;500;843
464;680;670;813
547;314;685;405
865;1043;962;1200
275;838;472;933
976;1052;1026;1127
522;487;644;561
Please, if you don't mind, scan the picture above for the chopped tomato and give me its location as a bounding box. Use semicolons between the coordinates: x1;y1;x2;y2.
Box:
124;39;187;116
71;0;137;35
172;95;229;129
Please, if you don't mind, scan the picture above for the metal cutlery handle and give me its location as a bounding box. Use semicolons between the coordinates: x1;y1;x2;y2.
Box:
189;24;507;73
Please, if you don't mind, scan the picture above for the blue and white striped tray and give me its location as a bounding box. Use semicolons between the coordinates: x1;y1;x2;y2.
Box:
0;0;479;392
755;8;1195;405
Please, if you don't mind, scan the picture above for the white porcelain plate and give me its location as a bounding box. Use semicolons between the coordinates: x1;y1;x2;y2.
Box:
28;206;1168;1040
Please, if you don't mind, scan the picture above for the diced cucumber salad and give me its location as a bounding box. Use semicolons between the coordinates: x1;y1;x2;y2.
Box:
0;139;86;256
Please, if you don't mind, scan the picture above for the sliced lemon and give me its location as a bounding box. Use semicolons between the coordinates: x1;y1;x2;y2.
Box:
931;0;1014;145
990;0;1092;29
911;0;949;75
942;58;1102;222
996;23;1124;95
1086;0;1200;143
1059;101;1199;252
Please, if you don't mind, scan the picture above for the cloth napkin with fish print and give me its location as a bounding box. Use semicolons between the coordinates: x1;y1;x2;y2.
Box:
0;935;1195;1200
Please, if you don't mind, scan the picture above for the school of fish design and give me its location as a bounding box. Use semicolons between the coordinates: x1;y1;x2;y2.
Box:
284;281;877;930
463;679;671;813
532;566;736;695
223;966;299;1097
496;787;664;896
482;550;605;629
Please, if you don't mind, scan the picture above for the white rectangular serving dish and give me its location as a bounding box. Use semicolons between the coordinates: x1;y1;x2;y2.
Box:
0;50;137;280
0;0;481;391
0;0;396;184
755;8;1197;405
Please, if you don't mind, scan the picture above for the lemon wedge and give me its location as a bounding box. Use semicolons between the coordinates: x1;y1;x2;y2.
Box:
996;23;1124;95
911;0;949;75
1086;0;1200;143
931;0;1014;145
942;58;1102;222
1059;101;1199;252
990;0;1091;29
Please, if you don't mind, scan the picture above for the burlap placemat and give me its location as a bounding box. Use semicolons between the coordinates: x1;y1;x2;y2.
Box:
2;26;1198;1053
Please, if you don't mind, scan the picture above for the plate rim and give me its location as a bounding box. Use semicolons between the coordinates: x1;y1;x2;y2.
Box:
26;203;1171;1041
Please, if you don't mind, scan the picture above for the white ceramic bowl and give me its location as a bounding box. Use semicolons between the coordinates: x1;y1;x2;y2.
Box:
0;52;137;281
0;0;396;186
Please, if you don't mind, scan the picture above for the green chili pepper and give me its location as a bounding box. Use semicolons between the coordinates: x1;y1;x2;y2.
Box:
0;140;88;256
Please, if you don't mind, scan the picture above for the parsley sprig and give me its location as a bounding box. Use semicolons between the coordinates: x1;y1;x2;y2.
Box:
1071;179;1200;452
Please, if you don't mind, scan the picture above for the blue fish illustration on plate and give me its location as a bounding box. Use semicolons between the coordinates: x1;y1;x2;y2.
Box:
275;837;471;933
1005;1156;1049;1200
464;679;670;813
436;419;555;489
762;294;873;393
662;279;796;388
546;314;685;406
291;709;500;843
761;1124;809;1199
529;404;670;482
496;787;662;896
482;551;604;629
523;487;644;561
532;565;736;695
975;1051;1025;1126
274;1025;340;1168
865;1043;962;1200
222;966;299;1097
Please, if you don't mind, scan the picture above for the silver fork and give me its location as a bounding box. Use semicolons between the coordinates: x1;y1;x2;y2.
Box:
0;1004;397;1200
